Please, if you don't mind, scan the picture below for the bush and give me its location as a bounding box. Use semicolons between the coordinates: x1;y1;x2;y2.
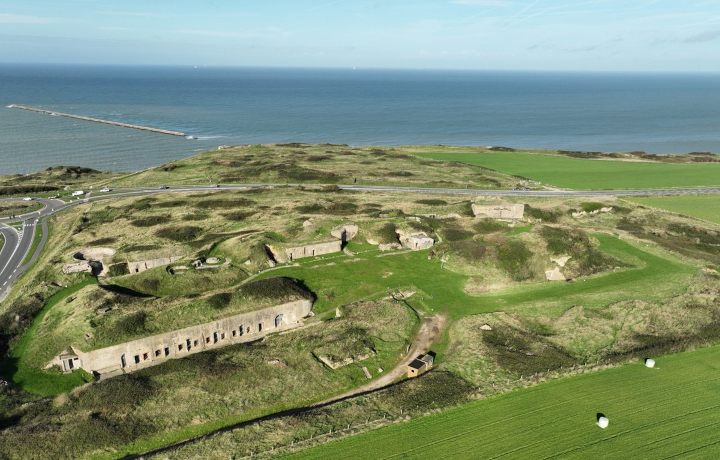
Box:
497;239;534;281
130;198;156;211
114;311;148;336
238;277;313;302
195;198;255;209
130;215;169;227
415;199;448;206
376;223;398;244
0;185;59;196
87;237;117;246
107;263;129;277
155;226;203;242
525;205;562;223
473;219;505;234
449;239;487;260
443;227;474;241
207;293;232;309
580;202;605;213
222;211;255;221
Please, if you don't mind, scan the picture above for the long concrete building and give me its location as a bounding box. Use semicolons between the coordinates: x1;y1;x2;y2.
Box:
49;299;313;379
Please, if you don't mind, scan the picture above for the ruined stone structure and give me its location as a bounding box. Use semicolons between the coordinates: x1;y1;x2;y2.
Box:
396;230;435;251
331;223;359;242
267;240;343;263
48;299;313;378
63;261;92;274
127;256;183;274
472;203;525;220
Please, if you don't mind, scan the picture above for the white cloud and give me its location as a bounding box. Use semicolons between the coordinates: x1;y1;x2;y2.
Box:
0;13;55;24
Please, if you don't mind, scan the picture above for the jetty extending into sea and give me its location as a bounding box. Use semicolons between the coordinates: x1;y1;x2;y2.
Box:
6;104;193;138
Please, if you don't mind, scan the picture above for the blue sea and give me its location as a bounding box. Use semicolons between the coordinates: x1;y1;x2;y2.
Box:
1;65;719;174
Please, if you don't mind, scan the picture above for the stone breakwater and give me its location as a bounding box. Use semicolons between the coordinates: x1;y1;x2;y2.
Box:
7;104;189;137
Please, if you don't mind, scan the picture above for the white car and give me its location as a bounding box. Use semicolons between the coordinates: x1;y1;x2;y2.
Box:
22;197;33;201
100;187;112;192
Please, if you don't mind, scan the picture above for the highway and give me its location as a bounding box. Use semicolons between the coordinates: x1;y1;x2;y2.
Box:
1;183;720;301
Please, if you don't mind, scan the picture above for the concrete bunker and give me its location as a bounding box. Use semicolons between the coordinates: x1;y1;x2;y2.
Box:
48;299;313;379
472;203;525;220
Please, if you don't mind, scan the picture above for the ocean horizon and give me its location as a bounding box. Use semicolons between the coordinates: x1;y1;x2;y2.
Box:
1;64;719;175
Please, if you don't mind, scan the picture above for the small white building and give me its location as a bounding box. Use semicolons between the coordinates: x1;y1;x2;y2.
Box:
71;190;85;197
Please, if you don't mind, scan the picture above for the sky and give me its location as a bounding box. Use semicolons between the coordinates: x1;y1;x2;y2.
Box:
1;0;719;71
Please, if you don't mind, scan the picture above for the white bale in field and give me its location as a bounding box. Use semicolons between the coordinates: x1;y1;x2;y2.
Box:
597;416;610;429
644;358;656;368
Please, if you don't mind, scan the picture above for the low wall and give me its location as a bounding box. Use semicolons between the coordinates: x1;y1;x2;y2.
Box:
472;203;525;220
50;299;313;377
269;240;343;263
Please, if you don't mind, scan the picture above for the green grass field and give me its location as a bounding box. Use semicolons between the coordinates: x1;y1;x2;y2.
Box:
287;344;720;459
414;151;720;190
630;195;720;224
259;234;693;319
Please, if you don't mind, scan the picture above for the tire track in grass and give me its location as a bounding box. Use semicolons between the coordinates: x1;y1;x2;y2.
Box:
660;438;720;460
640;421;720;454
446;384;718;460
541;404;720;460
374;375;655;460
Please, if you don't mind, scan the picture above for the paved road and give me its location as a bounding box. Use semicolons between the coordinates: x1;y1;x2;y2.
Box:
2;183;720;302
0;219;37;302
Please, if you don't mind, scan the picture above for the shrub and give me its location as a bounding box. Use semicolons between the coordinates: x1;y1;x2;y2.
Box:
443;227;474;241
525;205;562;223
497;239;534;281
306;155;332;162
222;211;255;221
474;219;505;234
449;239;487;260
376;223;398;244
107;263;129;277
183;213;209;221
130;215;169;227
195;198;255;209
207;293;232;309
155;200;187;208
415;199;447;206
88;237;117;245
580;202;605;213
155;226;203;242
114;311;148;336
130;198;156;211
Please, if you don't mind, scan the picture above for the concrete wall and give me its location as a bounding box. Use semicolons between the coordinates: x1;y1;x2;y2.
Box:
127;256;183;274
63;261;91;274
400;235;434;250
471;203;525;220
50;299;312;377
268;240;342;263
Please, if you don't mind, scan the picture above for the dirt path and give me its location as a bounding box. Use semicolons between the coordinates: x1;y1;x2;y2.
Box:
310;313;446;407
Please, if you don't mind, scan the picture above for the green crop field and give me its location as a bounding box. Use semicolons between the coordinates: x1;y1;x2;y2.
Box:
258;234;693;318
630;195;720;224
414;151;720;190
286;344;720;459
